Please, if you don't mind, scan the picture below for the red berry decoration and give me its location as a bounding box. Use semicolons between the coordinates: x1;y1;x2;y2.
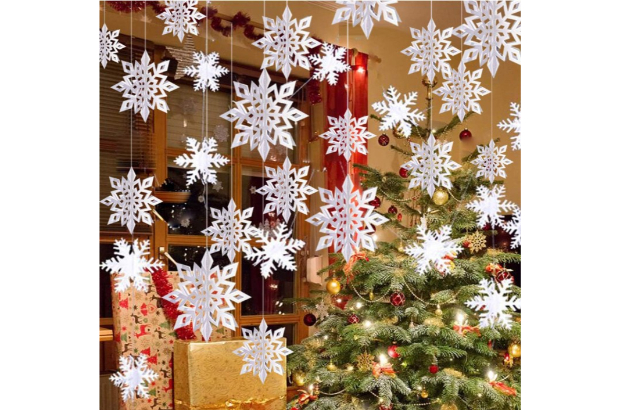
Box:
429;364;439;374
390;291;405;306
303;313;317;326
399;167;409;178
459;128;472;140
378;133;390;146
348;314;360;324
388;205;398;214
387;344;400;358
369;197;381;208
397;213;403;222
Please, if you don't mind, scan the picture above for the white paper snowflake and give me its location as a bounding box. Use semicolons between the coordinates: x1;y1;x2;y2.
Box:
466;185;515;229
156;0;206;42
202;199;255;262
466;278;520;329
307;175;388;262
255;158;317;223
184;51;229;92
101;168;163;234
320;109;376;161
404;225;462;275
233;319;292;383
372;86;425;137
433;61;490;122
100;23;125;69
213;124;229;142
401;19;460;82
314;300;330;320
244;224;305;279
221;69;308;161
100;239;164;293
175;137;230;186
309;43;351;86
401;134;461;197
110;354;159;402
471;139;512;183
112;51;179;122
455;0;521;77
497;102;521;151
333;0;401;39
503;206;521;249
163;251;250;341
211;180;223;192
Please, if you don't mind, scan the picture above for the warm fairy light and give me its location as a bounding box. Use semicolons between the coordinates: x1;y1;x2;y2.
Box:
323;335;329;340
346;364;354;371
372;234;378;241
363;320;372;328
356;302;363;309
487;370;497;382
356;65;365;73
456;313;465;326
336;298;342;303
379;354;388;365
309;384;314;391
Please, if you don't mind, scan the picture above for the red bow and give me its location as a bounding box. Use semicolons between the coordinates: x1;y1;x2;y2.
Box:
490;381;517;396
297;390;317;406
453;324;481;336
343;252;368;283
372;362;396;378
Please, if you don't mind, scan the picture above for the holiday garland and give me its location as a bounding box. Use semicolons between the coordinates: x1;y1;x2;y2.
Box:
151;268;196;341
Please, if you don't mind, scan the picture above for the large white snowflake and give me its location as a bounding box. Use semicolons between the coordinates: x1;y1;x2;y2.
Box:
307;175;388;262
433;61;490;122
332;0;401;39
503;206;521;249
455;0;521;77
175;137;230;186
110;354;159;402
471;139;512;183
466;185;515;229
202;199;256;263
163;251;250;341
100;23;125;69
401;134;461;197
309;43;351;86
320;109;376;161
245;224;305;279
401;19;460;83
156;0;206;42
112;51;179;122
404;225;462;275
466;278;520;329
372;86;425;137
101;168;163;234
221;69;307;161
233;319;292;383
184;51;229;92
100;239;164;293
253;6;321;79
497;102;521;151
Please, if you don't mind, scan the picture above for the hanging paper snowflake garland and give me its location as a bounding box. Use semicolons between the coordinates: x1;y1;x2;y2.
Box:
202;199;256;262
404;225;462;275
333;0;401;39
307;175;389;262
157;0;206;42
244;224;305;279
372;86;425;137
175;137;230;186
433;61;490;122
163;251;250;341
233;319;292;383
466;278;521;329
221;69;308;161
503;206;521;249
112;51;179;122
100;24;125;68
320;109;376;161
466;185;516;229
308;43;351;86
100;239;164;293
498;102;521;151
471;139;513;183
101;168;163;234
110;354;159;402
184;51;230;92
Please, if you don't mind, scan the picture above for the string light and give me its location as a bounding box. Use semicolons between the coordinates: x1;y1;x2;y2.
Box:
363;320;372;328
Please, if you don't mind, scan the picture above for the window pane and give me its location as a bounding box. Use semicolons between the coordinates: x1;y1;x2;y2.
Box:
100;243;115;318
241;257;295;316
239;122;299;163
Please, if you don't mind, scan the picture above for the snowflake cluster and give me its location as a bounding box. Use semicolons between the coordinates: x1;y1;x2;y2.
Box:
372;86;425;137
309;43;351;86
466;278;520;329
320;109;376;161
404;225;462;275
100;239;164;293
110;354;159;402
203;199;256;263
245;224;305;279
333;0;401;39
471;139;512;183
157;0;206;42
498;102;521;151
100;24;125;68
433;61;490;122
184;51;229;92
175;137;230;186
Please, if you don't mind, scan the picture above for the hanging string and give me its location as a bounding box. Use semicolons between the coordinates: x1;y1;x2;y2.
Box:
204;1;210;313
262;0;266;320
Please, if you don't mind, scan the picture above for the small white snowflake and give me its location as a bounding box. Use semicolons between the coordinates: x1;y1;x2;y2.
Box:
466;278;520;329
245;224;305;279
202;199;256;262
249;186;257;194
100;23;125;68
503;206;521;249
213;124;229;142
466;185;515;229
233;319;292;383
497;102;521;151
180;217;191;228
175;137;230;186
471;139;512;183
101;168;163;234
100;239;164;293
372;86;425;137
314;300;330;320
320;109;376;161
110;354;159;402
184;51;229;92
309;43;351;86
332;0;401;39
156;0;206;42
211;180;223;192
401;134;461;197
404;225;462;275
433;61;490;122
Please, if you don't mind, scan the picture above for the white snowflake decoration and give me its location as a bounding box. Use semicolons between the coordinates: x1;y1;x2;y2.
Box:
211;180;223;192
175;137;230;186
100;239;164;293
372;86;425;137
503;206;521;249
401;134;461;197
466;278;520;329
433;61;490;122
471;139;512;183
202;199;255;262
404;225;462;275
110;354;159;402
112;51;179;122
466;185;515;229
455;0;521;77
497;102;521;151
184;51;229;92
401;19;460;82
214;124;229;143
101;168;163;234
233;319;292;383
100;24;125;68
320;109;376;161
245;224;305;279
308;43;351;86
221;69;308;161
307;175;388;262
163;251;250;341
332;0;401;39
315;301;330;320
156;0;206;42
253;6;321;79
256;158;317;223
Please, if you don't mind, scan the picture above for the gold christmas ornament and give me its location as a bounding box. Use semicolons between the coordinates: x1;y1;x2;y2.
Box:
369;290;375;300
432;188;449;206
326;278;342;295
327;361;337;371
443;368;463;378
420;390;429;399
423;317;444;327
435;305;443;316
292;371;306;386
466;231;487;252
356;352;375;371
508;342;521;358
440;404;458;410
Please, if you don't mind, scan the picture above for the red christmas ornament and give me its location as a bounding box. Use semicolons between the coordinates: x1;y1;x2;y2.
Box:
332;295;351;310
387;344;400;358
429;364;439;374
378;133;390;146
388;205;398;214
390;292;405;306
369;197;382;208
459;128;472;140
397;213;403;222
399;167;409;178
348;314;360;324
488;340;494;349
379;404;393;410
463;240;471;248
303;313;317;326
496;271;515;283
